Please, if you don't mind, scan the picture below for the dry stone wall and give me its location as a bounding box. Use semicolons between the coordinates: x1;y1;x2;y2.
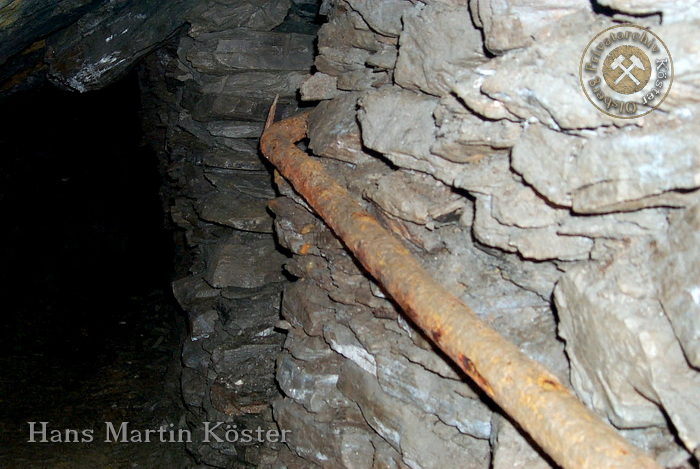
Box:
132;0;700;466
4;0;696;466
138;1;317;466
268;0;700;468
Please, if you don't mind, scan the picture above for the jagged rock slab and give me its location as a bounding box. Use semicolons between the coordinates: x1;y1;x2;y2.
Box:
0;0;99;66
201;148;267;172
276;351;343;413
268;196;331;256
344;0;411;37
211;342;281;376
494;254;563;301
509;125;584;207
472;0;592;54
473;195;593;261
169;126;267;171
187;304;220;341
364;169;465;225
206;121;265;139
596;0;700;24
47;0;195;91
178;118;268;170
394;2;484;97
374;354;492;439
181;367;207;408
431;95;522;163
210;342;284;413
366;45;397;71
338;360;492;469
569;123;700;213
557;209;668;240
183;30;315;73
555;239;700;456
215;70;307;98
197;191;273;233
481;305;570;385
300;72;341;101
512;122;700;214
359;87;439;171
453;13;611;130
203;233;286;288
324;322;378;377
192;70;307;98
180;114;263;139
336;66;390;91
187;0;291;36
273;445;323;469
181;76;304;122
170;198;199;230
273;398;373;468
203;169;275;199
185;93;271;122
172;274;221;306
659;202;700;369
282;330;335;363
217;289;282;336
654;24;700;110
307;93;370;164
282;280;336;337
182;336;212;374
314;11;379;76
490;178;565;229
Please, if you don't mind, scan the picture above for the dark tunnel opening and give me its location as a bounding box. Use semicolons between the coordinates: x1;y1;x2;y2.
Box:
0;70;191;466
0;2;325;464
0;70;172;305
0;69;175;359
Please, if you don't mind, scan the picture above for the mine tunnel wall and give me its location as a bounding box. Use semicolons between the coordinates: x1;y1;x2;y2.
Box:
22;0;696;467
136;4;316;465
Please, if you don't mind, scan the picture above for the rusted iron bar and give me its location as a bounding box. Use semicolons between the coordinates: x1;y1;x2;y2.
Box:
260;104;661;469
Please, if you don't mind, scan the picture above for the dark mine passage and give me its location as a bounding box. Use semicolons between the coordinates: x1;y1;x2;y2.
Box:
1;0;698;467
0;73;191;467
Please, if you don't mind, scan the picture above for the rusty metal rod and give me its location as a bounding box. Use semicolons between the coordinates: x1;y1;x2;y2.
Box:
260;104;661;469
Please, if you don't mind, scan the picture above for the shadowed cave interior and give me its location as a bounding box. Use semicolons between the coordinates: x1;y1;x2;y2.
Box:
0;71;193;466
1;1;699;468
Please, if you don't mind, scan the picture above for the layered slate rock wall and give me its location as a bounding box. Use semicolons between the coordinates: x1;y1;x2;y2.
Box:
138;1;317;466
267;1;700;468
0;0;198;97
6;0;698;466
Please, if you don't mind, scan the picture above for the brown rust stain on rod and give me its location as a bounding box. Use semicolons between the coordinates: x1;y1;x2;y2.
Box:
260;101;661;469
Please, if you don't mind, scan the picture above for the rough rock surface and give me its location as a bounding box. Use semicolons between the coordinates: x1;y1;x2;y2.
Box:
137;2;317;466
265;0;700;467
472;0;593;54
659;203;700;369
0;0;197;98
0;0;99;66
597;0;700;24
555;239;700;457
46;0;197;92
2;0;699;467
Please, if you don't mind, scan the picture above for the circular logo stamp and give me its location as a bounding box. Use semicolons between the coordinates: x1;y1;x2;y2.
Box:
580;24;673;119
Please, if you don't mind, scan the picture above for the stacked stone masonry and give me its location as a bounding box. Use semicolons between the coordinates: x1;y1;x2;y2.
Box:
129;0;700;467
267;1;700;468
1;0;696;466
138;1;318;466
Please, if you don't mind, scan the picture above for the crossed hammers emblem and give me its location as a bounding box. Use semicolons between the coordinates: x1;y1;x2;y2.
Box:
610;54;645;85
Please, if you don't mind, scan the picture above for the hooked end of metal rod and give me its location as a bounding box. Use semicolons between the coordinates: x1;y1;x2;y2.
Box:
264;94;280;132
